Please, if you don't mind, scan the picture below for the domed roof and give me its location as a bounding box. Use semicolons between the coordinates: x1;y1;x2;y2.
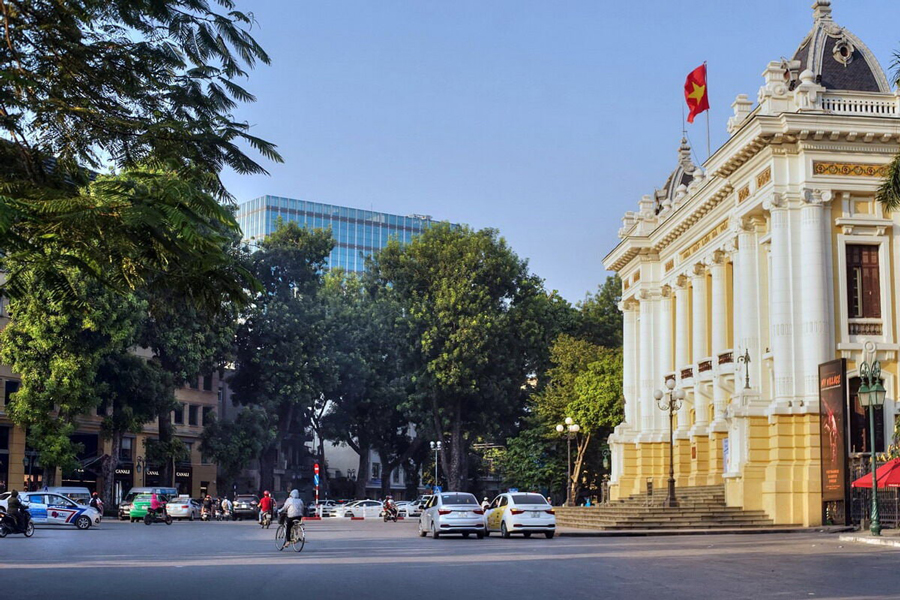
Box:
655;137;695;211
790;1;891;93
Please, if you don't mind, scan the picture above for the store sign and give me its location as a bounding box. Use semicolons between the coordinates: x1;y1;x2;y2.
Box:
819;359;848;502
115;468;132;476
175;471;191;479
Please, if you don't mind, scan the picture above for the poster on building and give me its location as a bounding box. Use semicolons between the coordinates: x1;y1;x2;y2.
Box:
819;359;847;502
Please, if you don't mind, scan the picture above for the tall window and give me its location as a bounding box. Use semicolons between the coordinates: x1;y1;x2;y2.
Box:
847;245;881;318
202;406;213;426
4;380;19;406
188;405;198;426
173;403;184;425
202;374;213;391
372;463;380;479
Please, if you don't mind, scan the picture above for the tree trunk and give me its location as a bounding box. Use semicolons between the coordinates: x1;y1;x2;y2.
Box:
379;450;392;499
571;432;591;504
354;436;370;499
259;445;277;493
447;398;465;491
158;411;174;487
102;433;122;514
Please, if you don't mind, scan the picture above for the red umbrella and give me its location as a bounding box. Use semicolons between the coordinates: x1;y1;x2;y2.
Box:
851;457;900;488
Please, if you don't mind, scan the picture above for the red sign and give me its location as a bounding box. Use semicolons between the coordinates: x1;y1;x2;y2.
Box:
314;463;320;475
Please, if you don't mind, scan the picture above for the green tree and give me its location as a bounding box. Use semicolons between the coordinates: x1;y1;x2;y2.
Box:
230;222;335;492
0;0;279;304
374;223;553;491
576;275;623;349
200;406;275;491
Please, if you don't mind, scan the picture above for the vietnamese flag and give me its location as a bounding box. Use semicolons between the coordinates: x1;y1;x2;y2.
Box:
684;64;709;124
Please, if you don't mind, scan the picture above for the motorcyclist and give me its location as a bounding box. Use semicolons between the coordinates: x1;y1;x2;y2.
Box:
149;493;166;518
221;496;233;520
6;489;23;530
277;489;304;544
258;491;275;525
382;496;397;519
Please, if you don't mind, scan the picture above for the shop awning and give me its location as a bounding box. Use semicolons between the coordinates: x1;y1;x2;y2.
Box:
851;457;900;488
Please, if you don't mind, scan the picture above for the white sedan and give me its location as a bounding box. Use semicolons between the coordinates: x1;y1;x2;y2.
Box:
166;496;201;520
343;500;383;518
1;492;102;530
484;492;556;538
418;492;485;539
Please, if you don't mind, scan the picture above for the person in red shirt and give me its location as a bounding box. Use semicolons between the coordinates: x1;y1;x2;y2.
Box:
258;491;275;526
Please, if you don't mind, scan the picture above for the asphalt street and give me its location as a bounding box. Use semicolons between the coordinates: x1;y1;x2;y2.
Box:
2;518;899;600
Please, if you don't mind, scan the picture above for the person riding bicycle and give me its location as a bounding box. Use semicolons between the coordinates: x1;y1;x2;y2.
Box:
277;489;304;543
258;491;275;525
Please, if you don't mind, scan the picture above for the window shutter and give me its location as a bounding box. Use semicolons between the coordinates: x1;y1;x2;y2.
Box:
861;246;881;318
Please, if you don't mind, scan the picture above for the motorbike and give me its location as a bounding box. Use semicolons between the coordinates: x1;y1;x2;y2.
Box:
0;509;35;537
383;505;399;522
200;507;211;522
260;510;273;529
143;507;173;526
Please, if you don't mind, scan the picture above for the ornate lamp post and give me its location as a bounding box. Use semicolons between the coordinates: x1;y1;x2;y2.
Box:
737;348;751;389
429;441;442;489
858;357;887;536
555;417;580;506
654;379;685;508
135;456;145;487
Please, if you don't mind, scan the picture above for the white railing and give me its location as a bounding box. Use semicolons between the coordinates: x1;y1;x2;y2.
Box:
820;93;899;117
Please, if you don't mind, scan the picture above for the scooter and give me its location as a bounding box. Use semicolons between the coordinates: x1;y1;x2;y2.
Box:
383;505;398;522
260;510;273;529
200;507;211;522
143;507;173;526
0;509;34;537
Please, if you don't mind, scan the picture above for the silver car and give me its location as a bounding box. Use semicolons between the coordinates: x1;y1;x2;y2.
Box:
418;492;485;539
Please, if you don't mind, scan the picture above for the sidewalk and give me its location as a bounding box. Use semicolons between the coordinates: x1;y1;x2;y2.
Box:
839;529;900;548
557;525;852;538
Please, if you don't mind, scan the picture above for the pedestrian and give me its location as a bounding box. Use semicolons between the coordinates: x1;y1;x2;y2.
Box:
89;491;104;514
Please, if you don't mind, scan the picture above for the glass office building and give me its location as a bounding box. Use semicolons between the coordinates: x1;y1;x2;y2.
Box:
236;195;450;272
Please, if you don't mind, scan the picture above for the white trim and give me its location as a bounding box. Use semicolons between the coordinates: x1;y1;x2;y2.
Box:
836;232;894;347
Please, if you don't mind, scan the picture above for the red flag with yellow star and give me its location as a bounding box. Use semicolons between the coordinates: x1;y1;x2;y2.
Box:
684;63;709;124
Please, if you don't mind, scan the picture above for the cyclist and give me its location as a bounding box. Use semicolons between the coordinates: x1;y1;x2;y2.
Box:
278;489;304;545
258;491;275;526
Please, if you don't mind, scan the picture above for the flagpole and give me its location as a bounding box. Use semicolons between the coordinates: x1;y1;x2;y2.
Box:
705;61;711;161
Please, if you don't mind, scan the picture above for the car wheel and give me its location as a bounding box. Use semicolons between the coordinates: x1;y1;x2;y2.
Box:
484;529;491;537
476;532;485;539
431;523;440;539
523;532;532;538
501;522;510;539
545;531;554;539
462;533;470;538
418;523;427;537
75;516;91;530
189;513;195;521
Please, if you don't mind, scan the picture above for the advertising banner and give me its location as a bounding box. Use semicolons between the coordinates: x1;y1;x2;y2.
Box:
819;359;848;502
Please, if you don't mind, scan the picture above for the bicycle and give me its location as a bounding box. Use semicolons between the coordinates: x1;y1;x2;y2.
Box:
275;519;306;552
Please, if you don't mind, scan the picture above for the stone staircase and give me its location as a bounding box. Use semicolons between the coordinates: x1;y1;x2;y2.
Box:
556;485;786;531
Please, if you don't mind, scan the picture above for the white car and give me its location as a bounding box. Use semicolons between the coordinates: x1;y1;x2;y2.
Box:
1;492;102;530
166;496;201;520
418;492;485;539
484;492;556;538
343;500;382;518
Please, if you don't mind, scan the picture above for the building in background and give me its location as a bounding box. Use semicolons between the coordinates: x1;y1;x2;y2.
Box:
604;1;900;527
236;195;452;272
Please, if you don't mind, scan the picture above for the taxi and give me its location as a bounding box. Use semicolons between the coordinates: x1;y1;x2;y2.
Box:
483;492;555;538
19;492;101;530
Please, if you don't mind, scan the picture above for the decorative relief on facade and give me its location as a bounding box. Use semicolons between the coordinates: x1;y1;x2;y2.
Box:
623;278;630;291
738;185;750;203
679;220;729;261
813;161;888;177
664;259;675;273
633;271;641;283
756;167;772;188
849;322;882;336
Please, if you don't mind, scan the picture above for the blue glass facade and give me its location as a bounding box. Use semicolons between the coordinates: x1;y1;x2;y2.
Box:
236;195;450;272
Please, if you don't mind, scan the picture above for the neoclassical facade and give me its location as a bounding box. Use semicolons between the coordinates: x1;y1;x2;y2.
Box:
604;1;900;526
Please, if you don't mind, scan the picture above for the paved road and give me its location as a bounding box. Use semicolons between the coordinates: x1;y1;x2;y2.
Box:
2;518;899;599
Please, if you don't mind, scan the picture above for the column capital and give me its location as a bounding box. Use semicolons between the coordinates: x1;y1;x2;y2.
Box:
674;273;690;289
620;298;640;312
762;192;787;212
691;262;707;278
710;249;729;266
660;284;673;298
802;188;834;206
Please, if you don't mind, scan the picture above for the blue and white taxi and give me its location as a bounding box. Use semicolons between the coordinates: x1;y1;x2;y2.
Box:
484;492;555;538
1;492;101;530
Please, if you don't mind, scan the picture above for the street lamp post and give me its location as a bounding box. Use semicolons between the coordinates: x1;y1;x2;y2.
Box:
555;417;580;506
429;441;442;489
858;356;887;536
135;456;145;487
654;379;685;508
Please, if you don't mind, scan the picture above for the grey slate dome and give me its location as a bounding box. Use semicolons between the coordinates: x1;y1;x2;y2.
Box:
790;1;892;93
655;137;695;212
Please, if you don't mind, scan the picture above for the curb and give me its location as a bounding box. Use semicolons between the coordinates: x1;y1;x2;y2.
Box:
557;525;852;538
838;534;900;548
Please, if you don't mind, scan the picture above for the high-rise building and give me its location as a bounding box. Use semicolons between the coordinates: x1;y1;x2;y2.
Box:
236;195;450;272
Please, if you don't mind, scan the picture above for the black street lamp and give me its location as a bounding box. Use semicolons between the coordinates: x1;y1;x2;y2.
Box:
654;379;685;508
858;358;886;536
135;456;145;487
555;417;580;506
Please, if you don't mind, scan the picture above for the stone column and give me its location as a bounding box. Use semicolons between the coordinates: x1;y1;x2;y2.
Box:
799;189;833;403
767;195;794;407
659;286;673;380
639;291;655;434
621;300;639;431
710;252;728;428
736;216;762;391
674;276;691;436
691;263;709;364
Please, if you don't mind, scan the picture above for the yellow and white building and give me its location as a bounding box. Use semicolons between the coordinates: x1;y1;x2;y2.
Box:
604;1;900;527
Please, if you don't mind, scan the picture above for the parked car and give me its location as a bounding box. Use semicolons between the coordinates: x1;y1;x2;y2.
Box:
483;492;555;539
343;500;382;518
232;495;259;520
4;491;102;530
166;495;201;521
307;499;338;517
419;492;484;538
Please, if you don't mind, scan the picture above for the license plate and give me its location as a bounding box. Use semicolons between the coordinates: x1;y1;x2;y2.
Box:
530;511;542;517
452;512;468;518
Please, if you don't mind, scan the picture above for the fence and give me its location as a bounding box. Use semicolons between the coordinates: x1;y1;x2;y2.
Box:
850;487;900;528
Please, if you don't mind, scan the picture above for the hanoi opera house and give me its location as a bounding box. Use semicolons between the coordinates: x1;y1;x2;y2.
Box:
604;1;900;526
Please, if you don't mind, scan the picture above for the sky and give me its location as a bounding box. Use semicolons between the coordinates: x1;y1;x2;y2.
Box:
220;0;899;303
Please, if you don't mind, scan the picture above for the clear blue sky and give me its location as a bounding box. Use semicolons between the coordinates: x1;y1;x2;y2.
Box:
221;0;898;303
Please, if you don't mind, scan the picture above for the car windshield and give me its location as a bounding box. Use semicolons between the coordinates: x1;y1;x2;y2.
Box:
511;494;549;505
441;494;477;505
236;496;256;502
